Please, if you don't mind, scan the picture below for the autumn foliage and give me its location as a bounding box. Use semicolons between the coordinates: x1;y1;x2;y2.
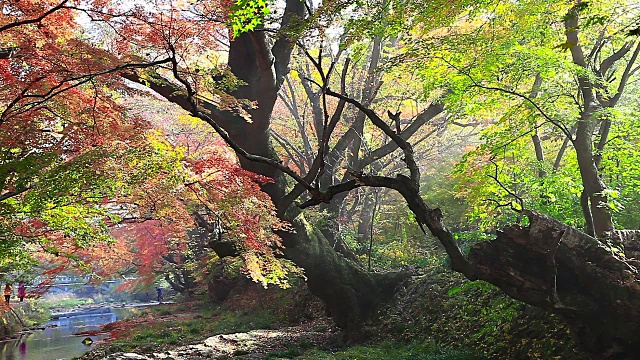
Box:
1;0;296;290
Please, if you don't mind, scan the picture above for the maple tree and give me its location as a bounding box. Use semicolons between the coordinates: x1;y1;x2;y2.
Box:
1;0;158;275
108;115;297;290
0;0;295;294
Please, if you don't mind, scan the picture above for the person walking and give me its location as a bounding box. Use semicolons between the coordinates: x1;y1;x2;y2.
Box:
17;283;26;302
156;287;162;303
4;283;12;305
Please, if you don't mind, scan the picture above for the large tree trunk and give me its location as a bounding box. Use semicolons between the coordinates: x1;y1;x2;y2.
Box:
200;20;410;332
467;210;640;357
134;13;411;330
281;215;410;334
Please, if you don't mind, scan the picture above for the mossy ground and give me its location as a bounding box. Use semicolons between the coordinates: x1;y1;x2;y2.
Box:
270;340;481;359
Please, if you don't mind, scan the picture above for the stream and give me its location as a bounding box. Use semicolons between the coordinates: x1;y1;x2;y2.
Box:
0;306;141;360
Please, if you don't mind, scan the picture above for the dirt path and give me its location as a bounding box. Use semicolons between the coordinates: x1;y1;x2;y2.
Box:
98;319;335;360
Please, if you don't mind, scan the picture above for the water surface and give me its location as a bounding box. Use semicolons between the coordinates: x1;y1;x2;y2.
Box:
0;307;137;360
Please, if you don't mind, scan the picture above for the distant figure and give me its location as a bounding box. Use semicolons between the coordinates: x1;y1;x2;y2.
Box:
17;283;26;302
156;287;162;303
4;283;12;305
17;333;29;356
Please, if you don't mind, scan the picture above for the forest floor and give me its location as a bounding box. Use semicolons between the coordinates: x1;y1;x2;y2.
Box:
87;317;337;359
79;265;592;360
77;272;479;360
78;282;339;359
79;301;477;360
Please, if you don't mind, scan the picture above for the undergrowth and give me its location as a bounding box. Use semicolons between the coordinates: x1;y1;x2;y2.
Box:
378;265;590;359
291;341;482;360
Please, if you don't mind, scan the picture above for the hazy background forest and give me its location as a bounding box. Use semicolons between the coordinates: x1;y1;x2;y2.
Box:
1;0;640;358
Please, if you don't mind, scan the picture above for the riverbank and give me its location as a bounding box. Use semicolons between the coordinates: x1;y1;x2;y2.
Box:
87;323;481;360
78;276;484;360
0;298;162;347
0;303;145;360
80;299;327;356
0;301;50;340
79;266;591;359
90;317;336;360
79;301;480;360
80;280;336;359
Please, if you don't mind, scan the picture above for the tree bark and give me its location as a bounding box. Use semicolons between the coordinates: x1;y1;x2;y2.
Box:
280;215;411;333
223;33;409;332
574;118;613;237
531;131;546;178
564;7;615;238
467;211;640;357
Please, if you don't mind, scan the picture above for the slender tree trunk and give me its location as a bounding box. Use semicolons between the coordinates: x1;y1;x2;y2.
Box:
553;131;572;172
573;117;613;237
367;189;380;271
356;193;374;248
531;131;546;178
564;5;615;238
319;195;362;264
529;74;546;178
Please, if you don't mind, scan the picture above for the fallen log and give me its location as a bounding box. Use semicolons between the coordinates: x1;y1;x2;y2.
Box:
468;210;640;357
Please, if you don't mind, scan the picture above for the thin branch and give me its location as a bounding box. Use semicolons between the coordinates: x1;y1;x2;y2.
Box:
270;129;308;172
488;157;524;214
599;41;633;78
283;75;314;157
610;40;640;106
2;58;172;122
359;102;445;167
165;45;319;197
0;0;70;33
439;56;573;140
325;88;421;187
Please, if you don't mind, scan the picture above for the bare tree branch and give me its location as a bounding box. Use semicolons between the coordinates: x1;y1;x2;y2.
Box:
325;89;421;186
0;0;70;33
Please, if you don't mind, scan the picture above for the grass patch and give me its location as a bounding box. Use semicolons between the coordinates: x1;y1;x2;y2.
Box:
267;347;304;358
86;303;281;357
267;339;314;359
37;293;94;311
296;341;483;360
